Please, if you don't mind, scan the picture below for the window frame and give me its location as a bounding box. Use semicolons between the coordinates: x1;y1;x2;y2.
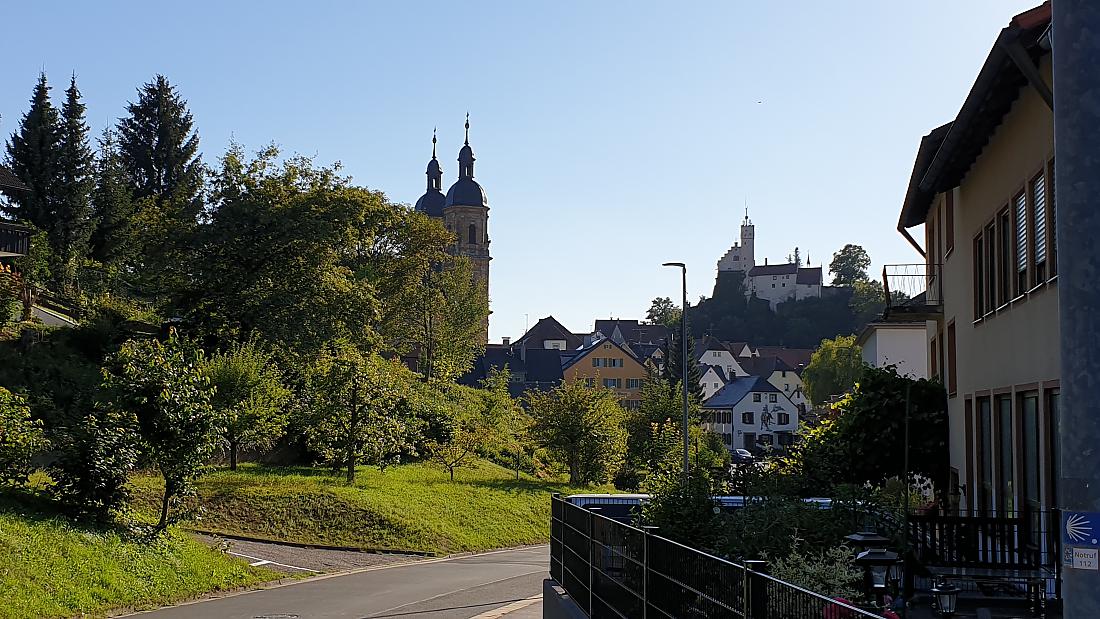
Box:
947;321;957;397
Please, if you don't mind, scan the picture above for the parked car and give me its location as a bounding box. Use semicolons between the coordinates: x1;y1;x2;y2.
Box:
731;448;755;464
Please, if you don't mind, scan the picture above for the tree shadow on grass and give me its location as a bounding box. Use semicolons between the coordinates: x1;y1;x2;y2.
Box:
456;477;582;496
0;486;155;542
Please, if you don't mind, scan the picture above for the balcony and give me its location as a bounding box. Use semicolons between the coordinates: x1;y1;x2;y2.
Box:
882;263;943;321
0;219;31;258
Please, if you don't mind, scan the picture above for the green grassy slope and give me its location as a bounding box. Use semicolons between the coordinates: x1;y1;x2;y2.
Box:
0;494;276;619
131;460;602;555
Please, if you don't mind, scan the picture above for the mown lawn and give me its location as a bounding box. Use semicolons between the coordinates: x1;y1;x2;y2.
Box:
131;460;603;555
0;491;277;619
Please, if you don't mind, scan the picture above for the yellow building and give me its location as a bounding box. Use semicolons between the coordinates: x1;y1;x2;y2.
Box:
561;337;648;408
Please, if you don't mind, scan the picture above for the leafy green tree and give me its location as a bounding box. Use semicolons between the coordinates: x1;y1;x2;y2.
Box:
53;75;95;292
802;335;864;404
0;267;19;323
849;279;886;325
4;73;61;230
89;127;135;273
196;145;385;356
204;338;292;470
408;256;489;382
102;332;217;532
829;244;871;286
304;343;422;482
646;296;681;329
526;380;626;485
640;422;719;548
50;407;140;522
0;387;48;486
781;365;948;491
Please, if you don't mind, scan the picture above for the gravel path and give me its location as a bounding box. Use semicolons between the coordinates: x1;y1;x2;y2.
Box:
194;533;424;574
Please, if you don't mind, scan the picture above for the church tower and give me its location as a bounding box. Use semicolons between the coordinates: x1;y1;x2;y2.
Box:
739;210;755;268
442;115;491;343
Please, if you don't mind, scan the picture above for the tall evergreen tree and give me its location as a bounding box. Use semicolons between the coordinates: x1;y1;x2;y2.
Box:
4;73;61;230
89;127;135;270
117;74;203;212
663;320;704;402
116;75;204;301
54;75;96;290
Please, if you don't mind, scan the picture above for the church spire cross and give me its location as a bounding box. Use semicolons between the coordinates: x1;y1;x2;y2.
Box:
464;112;470;145
432;127;437;159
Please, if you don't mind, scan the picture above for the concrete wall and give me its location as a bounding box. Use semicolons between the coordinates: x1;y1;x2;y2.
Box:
862;325;929;379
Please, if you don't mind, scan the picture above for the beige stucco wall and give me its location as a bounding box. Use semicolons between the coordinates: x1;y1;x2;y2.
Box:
563;341;648;403
929;55;1058;507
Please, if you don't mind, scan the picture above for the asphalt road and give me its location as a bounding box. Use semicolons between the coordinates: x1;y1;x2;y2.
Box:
126;545;548;619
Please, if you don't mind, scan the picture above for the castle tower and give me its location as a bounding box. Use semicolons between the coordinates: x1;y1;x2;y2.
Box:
443;115;491;343
739;209;755;268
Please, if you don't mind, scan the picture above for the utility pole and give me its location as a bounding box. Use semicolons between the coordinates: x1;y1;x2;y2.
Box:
662;262;690;485
1055;2;1100;615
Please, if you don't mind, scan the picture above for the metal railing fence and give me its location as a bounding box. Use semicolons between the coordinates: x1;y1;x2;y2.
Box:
550;494;881;619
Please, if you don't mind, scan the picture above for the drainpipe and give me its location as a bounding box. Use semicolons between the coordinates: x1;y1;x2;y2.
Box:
1054;2;1100;615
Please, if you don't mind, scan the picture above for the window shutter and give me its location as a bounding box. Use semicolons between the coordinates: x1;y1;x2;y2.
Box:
1033;175;1047;265
1015;193;1028;274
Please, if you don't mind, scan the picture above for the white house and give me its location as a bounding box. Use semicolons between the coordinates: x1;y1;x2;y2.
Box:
699;364;730;400
746;263;823;309
856;320;929;379
740;356;809;414
702;376;799;454
694;336;749;380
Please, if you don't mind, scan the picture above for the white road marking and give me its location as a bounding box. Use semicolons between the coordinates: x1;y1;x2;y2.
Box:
228;550;320;573
470;595;541;618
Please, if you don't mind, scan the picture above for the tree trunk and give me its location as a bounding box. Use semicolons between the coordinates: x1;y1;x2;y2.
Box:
347;373;359;484
450;466;455;482
156;487;171;532
230;440;238;471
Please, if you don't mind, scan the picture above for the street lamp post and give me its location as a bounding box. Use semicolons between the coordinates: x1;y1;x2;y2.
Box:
662;262;689;486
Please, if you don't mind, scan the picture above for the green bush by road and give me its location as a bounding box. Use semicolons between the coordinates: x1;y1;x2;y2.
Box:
131;459;602;555
0;492;276;619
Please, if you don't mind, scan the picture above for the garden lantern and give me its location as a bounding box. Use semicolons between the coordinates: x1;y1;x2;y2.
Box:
845;531;890;554
931;581;960;617
854;546;899;605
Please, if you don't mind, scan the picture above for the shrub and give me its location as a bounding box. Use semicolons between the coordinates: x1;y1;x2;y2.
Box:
0;388;48;486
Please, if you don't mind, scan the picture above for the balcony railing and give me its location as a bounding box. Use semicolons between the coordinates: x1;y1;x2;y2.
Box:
0;219;31;258
882;263;943;320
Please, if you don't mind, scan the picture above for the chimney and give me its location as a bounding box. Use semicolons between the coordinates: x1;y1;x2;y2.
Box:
502;337;511;346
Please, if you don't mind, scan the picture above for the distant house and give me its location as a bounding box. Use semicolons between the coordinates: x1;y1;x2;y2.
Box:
754;346;813;372
513;316;582;351
561;335;648;408
699;364;729;400
739;355;809;413
0;165;30;259
694;336;749;380
459;344;563;399
856;320;929;379
702;375;799;454
592;319;669;347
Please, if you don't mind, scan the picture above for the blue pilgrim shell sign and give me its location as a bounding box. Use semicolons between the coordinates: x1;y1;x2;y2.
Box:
1062;511;1100;570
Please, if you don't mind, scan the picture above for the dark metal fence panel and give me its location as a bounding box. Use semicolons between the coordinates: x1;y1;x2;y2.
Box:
550;494;882;619
907;509;1059;570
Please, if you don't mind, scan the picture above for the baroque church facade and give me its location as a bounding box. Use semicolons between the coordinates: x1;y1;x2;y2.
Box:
414;117;491;343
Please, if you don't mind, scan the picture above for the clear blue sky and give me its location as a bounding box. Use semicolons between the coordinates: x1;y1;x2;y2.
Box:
1;1;1040;342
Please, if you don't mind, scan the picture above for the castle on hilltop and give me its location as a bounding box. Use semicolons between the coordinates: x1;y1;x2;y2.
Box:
717;211;822;309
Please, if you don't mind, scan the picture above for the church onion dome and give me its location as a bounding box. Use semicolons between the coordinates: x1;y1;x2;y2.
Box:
445;114;488;208
445;177;488;208
415;189;446;217
415;129;447;217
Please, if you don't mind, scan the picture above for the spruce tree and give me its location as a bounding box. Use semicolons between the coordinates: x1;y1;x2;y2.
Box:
4;73;61;230
116;75;204;301
54;75;96;290
664;321;704;402
90;127;135;270
117;74;203;212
